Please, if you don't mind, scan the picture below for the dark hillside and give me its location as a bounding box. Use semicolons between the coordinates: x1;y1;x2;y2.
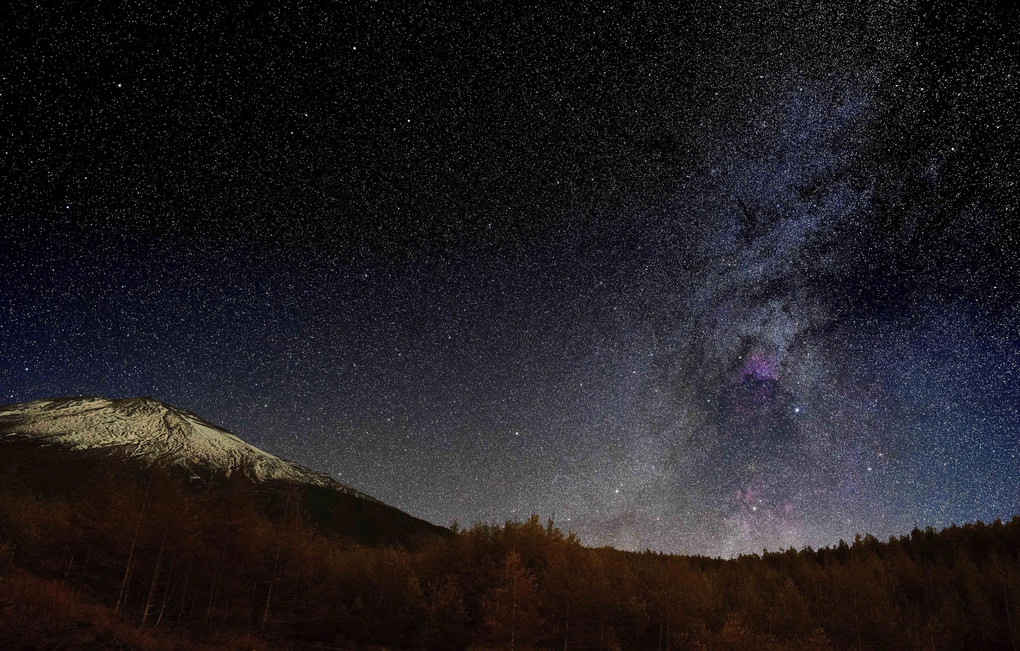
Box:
1;470;1018;649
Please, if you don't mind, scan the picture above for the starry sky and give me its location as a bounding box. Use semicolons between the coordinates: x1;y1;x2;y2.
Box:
4;2;1020;557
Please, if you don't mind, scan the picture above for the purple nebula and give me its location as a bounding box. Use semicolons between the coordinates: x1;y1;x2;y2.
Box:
739;352;779;382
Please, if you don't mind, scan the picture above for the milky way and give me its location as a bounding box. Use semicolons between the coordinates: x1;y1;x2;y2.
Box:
4;3;1019;556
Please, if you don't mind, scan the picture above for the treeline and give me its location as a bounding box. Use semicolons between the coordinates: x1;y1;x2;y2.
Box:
1;467;1019;649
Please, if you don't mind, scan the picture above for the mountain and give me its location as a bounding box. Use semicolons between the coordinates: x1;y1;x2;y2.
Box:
0;396;447;547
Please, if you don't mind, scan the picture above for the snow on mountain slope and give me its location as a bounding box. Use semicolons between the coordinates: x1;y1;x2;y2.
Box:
0;396;378;503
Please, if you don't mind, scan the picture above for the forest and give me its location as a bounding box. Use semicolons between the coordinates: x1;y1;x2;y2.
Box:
1;466;1019;650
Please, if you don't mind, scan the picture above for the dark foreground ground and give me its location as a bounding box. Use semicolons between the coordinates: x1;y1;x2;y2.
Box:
1;469;1019;649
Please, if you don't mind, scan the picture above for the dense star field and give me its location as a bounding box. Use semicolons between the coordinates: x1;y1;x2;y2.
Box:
3;3;1019;557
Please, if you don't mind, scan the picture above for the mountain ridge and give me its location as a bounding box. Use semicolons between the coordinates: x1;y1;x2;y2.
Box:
0;396;367;493
0;395;445;546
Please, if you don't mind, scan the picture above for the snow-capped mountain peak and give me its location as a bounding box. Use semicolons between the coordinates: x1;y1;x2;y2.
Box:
0;396;375;501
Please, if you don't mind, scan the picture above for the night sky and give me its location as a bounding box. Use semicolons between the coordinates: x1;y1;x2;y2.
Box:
4;2;1020;557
